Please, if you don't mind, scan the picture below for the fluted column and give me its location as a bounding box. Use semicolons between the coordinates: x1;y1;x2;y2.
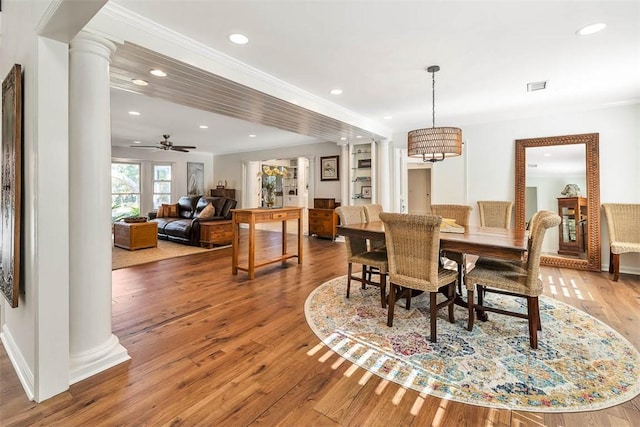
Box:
338;142;350;205
68;31;129;383
377;140;391;211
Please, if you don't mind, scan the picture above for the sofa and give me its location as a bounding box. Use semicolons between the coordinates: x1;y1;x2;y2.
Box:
148;195;237;246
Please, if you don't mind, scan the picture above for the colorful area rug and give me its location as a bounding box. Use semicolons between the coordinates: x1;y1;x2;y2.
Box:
112;239;230;270
304;276;640;412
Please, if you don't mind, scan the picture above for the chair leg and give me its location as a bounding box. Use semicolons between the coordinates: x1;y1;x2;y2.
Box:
347;263;353;298
405;290;412;310
609;251;614;273
612;253;620;282
467;289;475;332
430;292;437;343
387;283;396;327
380;274;387;309
362;265;367;289
527;297;539;349
536;297;542;331
448;282;455;323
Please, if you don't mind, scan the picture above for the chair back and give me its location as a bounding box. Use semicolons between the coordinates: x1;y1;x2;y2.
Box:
430;204;472;227
477;201;513;228
379;213;442;289
525;212;561;292
335;206;368;256
363;204;383;222
602;204;640;245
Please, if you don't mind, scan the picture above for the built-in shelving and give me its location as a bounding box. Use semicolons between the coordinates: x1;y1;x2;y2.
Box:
349;141;376;205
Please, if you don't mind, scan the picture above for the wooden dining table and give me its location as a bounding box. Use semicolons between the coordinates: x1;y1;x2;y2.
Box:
338;221;528;316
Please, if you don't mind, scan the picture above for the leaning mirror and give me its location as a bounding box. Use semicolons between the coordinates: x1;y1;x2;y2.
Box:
515;133;600;271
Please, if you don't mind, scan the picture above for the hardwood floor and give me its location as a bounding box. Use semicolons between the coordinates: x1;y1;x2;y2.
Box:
1;229;639;426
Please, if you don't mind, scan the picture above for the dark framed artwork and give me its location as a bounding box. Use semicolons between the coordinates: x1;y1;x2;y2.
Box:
187;162;204;196
320;155;339;181
1;64;23;307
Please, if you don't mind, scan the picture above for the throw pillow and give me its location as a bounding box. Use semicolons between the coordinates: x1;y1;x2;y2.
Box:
166;203;179;217
198;202;215;219
156;204;166;218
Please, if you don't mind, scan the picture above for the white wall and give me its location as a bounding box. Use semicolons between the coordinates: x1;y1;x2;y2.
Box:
214;141;341;208
428;103;640;274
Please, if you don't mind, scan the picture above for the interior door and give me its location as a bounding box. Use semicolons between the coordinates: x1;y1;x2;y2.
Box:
408;168;431;214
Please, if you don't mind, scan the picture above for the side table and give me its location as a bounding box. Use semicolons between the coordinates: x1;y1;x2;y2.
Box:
200;220;233;248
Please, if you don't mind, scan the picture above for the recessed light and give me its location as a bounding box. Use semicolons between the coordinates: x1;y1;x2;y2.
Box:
128;111;141;116
132;140;142;144
383;115;392;120
543;153;552;157
131;79;148;86
330;89;343;95
229;33;249;45
576;23;606;36
150;69;167;77
355;135;362;139
249;134;256;138
340;137;347;141
199;125;209;129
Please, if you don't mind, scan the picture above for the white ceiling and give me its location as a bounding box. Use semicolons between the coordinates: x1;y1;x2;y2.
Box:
108;1;640;155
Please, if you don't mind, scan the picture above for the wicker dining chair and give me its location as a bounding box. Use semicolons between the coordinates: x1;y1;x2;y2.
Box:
335;206;388;308
379;213;458;342
465;212;561;349
477;201;513;228
602;203;640;282
430;204;473;288
363;203;386;250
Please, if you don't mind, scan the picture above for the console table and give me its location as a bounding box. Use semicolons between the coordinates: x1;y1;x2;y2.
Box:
231;207;303;279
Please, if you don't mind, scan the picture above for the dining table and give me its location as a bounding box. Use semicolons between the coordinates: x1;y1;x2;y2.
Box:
337;220;528;318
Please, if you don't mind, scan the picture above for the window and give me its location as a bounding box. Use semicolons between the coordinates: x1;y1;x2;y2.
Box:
153;164;172;208
111;162;140;222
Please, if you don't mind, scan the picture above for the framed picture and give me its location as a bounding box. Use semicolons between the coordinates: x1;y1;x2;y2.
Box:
357;158;372;168
361;186;372;199
320;155;339;181
187;162;204;196
1;64;23;307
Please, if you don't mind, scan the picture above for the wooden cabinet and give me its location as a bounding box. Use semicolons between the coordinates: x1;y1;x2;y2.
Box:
309;208;339;240
199;220;233;248
210;188;236;199
557;197;588;256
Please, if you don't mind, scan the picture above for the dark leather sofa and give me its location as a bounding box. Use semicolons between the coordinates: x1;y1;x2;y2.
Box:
148;195;237;246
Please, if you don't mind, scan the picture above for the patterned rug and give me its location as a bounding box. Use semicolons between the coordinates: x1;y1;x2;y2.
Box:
304;276;640;412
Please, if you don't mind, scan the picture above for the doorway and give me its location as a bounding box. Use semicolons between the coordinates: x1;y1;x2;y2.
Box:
407;167;431;214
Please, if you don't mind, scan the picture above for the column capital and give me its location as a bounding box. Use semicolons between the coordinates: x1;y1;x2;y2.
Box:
376;139;391;146
70;31;117;62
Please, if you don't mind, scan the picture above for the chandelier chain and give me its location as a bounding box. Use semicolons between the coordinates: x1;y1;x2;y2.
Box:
431;69;436;128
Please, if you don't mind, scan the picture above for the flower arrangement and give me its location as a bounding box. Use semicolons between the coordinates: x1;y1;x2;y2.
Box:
257;165;288;207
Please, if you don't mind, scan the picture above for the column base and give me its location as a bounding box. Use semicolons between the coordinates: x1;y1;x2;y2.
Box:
69;334;130;384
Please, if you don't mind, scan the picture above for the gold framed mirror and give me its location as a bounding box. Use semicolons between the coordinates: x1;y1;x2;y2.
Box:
515;133;601;271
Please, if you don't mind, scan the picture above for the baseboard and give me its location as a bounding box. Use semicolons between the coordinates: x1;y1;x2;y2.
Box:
1;324;35;401
601;263;640;277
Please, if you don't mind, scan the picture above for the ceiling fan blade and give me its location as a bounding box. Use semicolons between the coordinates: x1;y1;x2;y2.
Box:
171;148;190;153
171;145;197;149
131;145;162;148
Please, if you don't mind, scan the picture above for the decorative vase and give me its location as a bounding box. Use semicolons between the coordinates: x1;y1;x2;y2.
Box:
265;188;276;208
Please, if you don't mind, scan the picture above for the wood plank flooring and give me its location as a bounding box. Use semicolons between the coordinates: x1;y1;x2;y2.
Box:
1;229;639;426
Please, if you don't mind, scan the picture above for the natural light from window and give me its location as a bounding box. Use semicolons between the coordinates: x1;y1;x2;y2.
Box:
111;162;140;222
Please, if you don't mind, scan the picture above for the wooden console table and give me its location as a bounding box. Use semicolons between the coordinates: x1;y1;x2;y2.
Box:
231;207;303;279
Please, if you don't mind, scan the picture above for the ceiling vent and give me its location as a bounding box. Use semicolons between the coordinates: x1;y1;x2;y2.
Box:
527;81;548;92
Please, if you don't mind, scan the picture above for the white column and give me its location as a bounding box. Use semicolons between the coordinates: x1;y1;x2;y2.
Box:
338;142;350;205
377;140;392;211
68;31;129;384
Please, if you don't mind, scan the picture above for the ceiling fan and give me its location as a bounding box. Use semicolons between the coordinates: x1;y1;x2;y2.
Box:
131;134;196;152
